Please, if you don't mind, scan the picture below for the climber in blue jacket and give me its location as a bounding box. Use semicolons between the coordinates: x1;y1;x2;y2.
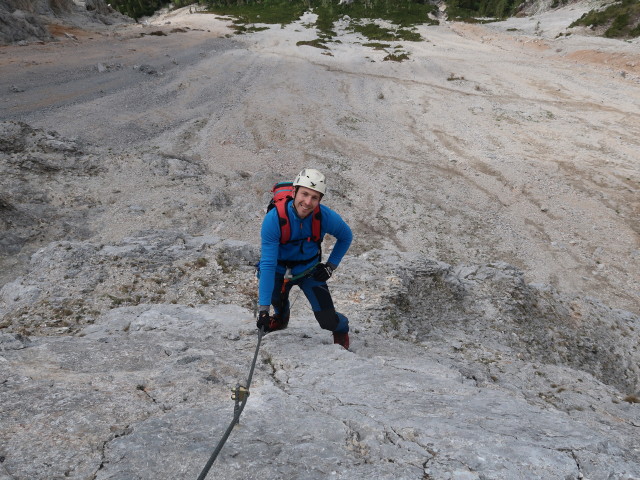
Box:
257;168;353;349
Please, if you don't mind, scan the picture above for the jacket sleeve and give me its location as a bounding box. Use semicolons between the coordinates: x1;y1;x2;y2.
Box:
323;206;353;269
258;209;281;306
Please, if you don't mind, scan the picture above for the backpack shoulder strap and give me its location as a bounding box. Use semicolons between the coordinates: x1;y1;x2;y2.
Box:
311;206;322;243
274;198;292;244
269;182;294;245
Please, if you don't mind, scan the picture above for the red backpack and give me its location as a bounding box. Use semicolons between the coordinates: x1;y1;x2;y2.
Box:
268;181;321;244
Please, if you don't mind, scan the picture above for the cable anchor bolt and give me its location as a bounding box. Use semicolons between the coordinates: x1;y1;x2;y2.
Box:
231;384;249;402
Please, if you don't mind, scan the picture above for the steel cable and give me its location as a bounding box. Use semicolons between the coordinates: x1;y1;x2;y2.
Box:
196;327;265;480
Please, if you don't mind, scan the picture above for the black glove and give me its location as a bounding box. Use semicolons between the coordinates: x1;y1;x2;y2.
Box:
257;310;270;332
312;263;334;282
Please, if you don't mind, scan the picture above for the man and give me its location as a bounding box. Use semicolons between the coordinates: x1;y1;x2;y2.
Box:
256;168;353;349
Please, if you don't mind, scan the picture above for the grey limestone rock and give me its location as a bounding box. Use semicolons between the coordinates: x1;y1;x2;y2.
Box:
1;239;639;479
0;7;52;44
0;299;638;479
0;0;132;45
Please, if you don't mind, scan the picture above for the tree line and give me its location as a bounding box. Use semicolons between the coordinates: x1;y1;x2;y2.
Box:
112;0;612;27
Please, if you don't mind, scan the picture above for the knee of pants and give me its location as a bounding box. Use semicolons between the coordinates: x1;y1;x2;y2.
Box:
314;309;339;331
314;310;349;332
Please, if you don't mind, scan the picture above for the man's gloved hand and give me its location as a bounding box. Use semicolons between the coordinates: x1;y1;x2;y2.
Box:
312;263;334;282
257;310;270;332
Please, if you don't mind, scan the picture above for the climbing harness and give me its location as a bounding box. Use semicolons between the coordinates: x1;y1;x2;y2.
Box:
196;327;265;480
275;264;317;321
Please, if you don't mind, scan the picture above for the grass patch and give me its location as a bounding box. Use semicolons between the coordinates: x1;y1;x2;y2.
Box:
350;22;422;42
395;28;422;41
447;72;465;81
312;0;437;36
363;42;392;50
205;2;307;25
297;38;330;49
216;252;232;274
232;23;271;34
352;22;397;41
188;257;208;268
383;52;410;62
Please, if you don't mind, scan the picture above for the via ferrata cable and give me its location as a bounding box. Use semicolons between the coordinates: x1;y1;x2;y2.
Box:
196;327;265;480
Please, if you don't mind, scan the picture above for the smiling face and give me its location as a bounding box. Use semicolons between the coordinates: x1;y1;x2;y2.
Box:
293;186;322;219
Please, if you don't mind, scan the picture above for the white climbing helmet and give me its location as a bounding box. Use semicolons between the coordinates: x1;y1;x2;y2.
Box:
293;168;326;195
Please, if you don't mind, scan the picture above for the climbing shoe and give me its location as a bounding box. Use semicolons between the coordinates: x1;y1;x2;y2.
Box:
268;313;289;332
333;332;349;350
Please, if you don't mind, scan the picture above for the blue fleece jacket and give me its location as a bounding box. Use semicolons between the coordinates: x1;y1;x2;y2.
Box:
258;200;352;306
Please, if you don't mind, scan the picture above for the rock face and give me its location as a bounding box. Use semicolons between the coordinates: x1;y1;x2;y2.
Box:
1;237;639;479
370;254;640;394
1;7;640;478
0;231;259;335
0;0;132;45
0;121;101;284
0;4;52;44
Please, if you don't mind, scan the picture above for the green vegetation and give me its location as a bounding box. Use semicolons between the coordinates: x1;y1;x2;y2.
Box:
231;20;271;34
353;22;400;40
110;0;195;20
201;0;433;59
204;0;438;38
446;0;525;21
109;0;162;19
108;0;640;40
570;0;640;38
350;22;422;41
363;42;392;50
297;38;331;49
204;0;308;26
383;51;410;61
109;0;437;46
311;0;438;33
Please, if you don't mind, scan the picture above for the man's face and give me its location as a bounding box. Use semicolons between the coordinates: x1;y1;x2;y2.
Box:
293;186;321;219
